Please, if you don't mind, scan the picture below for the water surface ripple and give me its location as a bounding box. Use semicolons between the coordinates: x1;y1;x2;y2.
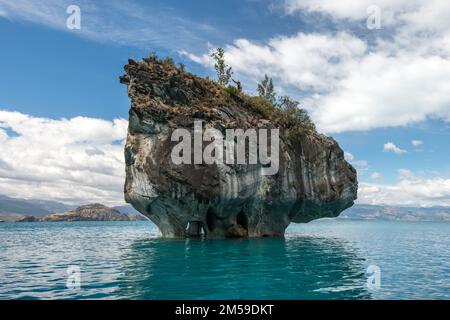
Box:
0;220;448;299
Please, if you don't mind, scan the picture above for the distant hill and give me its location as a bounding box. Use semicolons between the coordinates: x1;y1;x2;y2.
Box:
0;195;146;222
340;204;450;222
17;204;147;222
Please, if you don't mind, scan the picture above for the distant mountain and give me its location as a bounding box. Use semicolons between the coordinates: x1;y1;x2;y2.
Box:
0;195;146;222
0;194;74;216
0;195;75;221
340;204;450;222
29;199;76;215
17;204;147;222
2;194;449;223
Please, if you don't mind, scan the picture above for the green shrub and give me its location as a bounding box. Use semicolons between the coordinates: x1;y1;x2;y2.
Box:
244;96;278;118
277;96;315;140
162;57;175;67
225;85;240;96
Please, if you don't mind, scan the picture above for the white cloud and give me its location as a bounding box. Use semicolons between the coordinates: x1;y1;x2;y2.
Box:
285;1;450;82
344;152;354;161
352;160;369;176
370;172;382;180
383;142;406;155
397;168;416;180
179;49;213;65
284;1;418;23
343;153;369;175
358;170;450;207
284;0;450;32
0;110;128;205
312;54;450;132
411;139;423;147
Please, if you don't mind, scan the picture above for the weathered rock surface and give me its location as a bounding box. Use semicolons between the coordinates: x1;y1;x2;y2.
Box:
121;56;358;238
226;224;249;239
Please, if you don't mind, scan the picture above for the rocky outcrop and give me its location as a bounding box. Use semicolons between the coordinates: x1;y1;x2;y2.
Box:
121;56;358;238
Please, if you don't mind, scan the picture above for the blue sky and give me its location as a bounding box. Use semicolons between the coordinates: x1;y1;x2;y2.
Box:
0;0;450;206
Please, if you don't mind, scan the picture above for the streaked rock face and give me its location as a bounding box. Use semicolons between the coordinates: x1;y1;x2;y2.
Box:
121;57;358;238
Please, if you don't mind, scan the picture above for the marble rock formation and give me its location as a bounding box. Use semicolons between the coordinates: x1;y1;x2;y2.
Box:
120;56;358;238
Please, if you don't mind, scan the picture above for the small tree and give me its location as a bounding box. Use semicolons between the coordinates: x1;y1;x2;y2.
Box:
278;96;316;135
257;74;276;104
210;48;233;87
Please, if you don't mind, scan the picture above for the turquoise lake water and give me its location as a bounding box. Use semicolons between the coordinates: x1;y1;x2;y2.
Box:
0;220;449;300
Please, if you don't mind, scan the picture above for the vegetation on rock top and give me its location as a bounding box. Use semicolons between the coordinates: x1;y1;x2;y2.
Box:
121;50;317;143
209;47;317;142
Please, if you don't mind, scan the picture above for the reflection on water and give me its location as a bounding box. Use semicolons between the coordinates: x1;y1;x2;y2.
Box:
116;236;370;299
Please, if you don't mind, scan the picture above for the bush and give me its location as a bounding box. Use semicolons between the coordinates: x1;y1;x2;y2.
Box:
225;85;241;96
277;96;315;140
162;57;175;67
244;95;278;119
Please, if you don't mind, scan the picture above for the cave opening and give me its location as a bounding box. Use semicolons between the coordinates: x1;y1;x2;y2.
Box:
236;210;248;230
186;221;205;237
206;207;217;232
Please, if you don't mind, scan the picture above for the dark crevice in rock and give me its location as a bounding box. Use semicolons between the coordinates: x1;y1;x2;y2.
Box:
206;207;217;232
236;210;248;231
